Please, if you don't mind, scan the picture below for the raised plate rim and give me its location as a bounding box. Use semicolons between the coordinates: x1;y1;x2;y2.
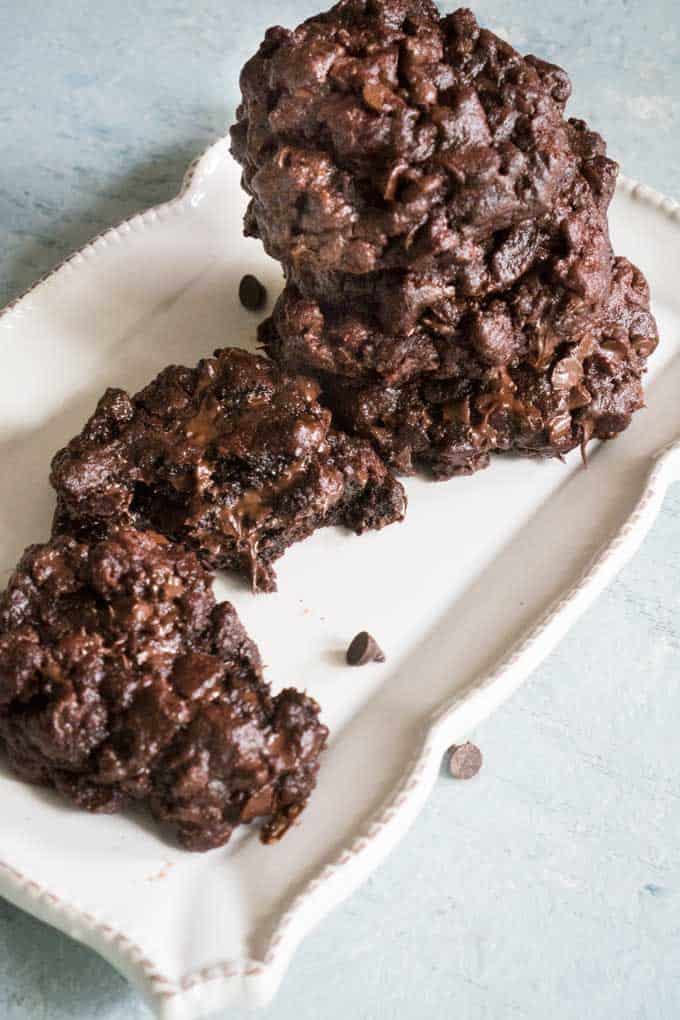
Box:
0;138;679;1020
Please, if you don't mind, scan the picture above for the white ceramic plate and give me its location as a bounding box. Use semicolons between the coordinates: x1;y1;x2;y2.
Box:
0;139;678;1020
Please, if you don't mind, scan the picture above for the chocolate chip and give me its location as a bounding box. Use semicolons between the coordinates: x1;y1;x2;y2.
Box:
346;631;385;666
239;274;267;311
447;742;483;779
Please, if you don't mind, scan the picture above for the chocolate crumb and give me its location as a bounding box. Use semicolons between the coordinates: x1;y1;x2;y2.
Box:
239;273;267;311
447;743;483;780
346;631;385;666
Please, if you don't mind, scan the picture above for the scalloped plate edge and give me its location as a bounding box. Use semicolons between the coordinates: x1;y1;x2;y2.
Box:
0;140;679;1020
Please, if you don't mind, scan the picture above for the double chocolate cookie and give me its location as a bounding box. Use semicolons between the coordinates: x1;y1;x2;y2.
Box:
0;529;328;850
232;2;576;275
232;1;658;476
51;347;405;591
272;255;657;476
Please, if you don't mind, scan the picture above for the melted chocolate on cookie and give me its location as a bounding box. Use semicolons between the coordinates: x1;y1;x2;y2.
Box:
0;529;328;850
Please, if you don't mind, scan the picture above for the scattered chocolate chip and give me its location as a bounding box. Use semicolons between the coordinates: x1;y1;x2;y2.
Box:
447;742;483;780
346;631;385;666
239;273;267;311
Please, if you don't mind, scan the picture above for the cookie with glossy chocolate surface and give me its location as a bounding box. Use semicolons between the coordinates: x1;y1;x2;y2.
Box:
260;113;617;384
315;257;657;476
239;0;657;474
50;348;405;592
260;192;614;387
0;529;328;850
231;3;596;278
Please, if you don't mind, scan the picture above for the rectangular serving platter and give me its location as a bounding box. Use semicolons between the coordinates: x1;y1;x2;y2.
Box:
0;139;678;1019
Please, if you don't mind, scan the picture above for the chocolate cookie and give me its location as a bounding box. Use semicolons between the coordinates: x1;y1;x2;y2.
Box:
244;138;614;324
50;348;405;592
232;4;585;276
0;529;328;850
260;111;617;372
260;179;614;386
237;2;657;474
314;257;657;476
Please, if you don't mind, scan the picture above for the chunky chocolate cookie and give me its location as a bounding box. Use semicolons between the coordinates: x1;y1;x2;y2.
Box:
238;2;657;474
0;529;328;850
232;3;583;276
50;348;405;592
260;110;617;372
260;159;614;386
314;257;658;476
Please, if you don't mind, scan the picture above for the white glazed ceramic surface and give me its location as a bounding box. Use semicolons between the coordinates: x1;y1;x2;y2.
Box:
0;139;678;1020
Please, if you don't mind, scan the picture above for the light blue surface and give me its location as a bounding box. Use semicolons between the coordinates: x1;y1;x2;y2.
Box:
1;1;679;1017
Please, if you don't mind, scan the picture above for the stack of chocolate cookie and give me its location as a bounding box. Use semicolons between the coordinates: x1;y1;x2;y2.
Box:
231;0;658;477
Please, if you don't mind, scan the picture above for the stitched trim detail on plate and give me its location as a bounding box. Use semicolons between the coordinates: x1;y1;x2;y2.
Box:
0;142;677;1012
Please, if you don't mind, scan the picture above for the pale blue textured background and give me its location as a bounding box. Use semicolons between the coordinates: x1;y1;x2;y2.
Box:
1;1;679;1017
